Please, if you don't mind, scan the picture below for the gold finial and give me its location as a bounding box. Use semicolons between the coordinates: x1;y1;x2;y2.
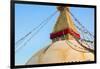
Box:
57;6;70;12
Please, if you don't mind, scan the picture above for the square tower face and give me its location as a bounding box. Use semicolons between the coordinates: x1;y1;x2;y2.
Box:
11;0;96;69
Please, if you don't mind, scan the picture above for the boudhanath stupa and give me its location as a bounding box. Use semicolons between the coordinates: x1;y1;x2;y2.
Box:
26;6;94;65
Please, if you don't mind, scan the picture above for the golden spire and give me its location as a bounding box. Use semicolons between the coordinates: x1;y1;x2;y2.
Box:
52;6;79;40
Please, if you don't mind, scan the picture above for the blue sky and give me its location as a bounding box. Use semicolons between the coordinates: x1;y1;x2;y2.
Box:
15;3;94;65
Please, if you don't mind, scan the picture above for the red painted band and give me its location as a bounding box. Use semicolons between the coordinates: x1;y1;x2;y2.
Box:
50;28;80;39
